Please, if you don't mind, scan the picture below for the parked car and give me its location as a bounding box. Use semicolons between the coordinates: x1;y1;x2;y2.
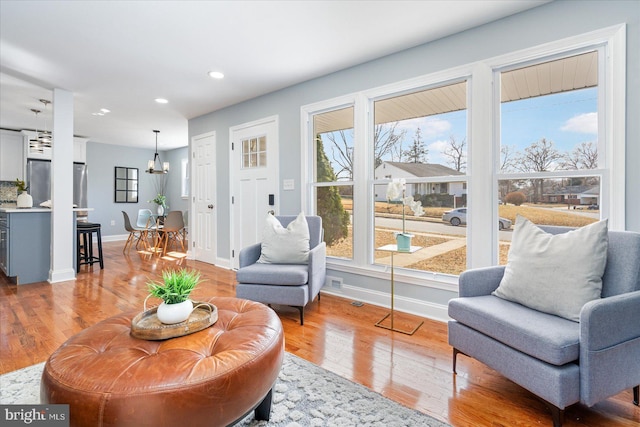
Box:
442;208;512;230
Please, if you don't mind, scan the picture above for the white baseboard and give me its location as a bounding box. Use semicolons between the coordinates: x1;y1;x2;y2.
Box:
215;257;231;269
103;234;128;242
321;283;449;323
49;268;76;283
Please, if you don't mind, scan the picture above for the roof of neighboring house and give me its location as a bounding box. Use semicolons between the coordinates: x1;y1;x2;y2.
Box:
543;185;599;196
379;161;463;177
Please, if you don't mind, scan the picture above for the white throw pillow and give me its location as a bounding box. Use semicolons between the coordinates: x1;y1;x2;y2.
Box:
258;213;310;264
492;215;608;322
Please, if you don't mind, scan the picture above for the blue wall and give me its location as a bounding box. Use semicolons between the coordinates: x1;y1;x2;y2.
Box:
85;142;187;238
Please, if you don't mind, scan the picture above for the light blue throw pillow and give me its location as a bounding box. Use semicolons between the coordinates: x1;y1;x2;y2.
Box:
258;212;310;264
493;215;608;322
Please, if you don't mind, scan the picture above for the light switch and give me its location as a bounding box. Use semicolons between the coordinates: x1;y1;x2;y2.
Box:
283;179;295;191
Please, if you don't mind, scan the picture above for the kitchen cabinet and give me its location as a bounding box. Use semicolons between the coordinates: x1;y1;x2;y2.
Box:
0;212;7;274
0;130;26;181
74;137;88;163
0;210;51;284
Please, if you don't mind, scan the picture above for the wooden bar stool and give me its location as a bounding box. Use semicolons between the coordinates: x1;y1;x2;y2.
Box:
77;222;104;269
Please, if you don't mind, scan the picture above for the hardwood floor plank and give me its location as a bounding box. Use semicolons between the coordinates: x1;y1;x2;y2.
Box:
1;241;638;426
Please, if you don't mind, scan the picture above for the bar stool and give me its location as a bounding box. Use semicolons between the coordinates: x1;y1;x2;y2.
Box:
77;222;104;270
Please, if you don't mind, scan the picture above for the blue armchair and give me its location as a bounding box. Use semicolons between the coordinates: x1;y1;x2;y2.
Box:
448;227;640;426
235;215;326;325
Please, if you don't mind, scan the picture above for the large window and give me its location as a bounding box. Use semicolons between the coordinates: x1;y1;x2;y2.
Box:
371;82;468;275
303;26;624;286
311;106;354;260
496;50;604;264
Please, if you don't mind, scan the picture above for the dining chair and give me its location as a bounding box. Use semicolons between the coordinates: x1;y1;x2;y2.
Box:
157;210;185;255
122;211;148;253
136;209;153;228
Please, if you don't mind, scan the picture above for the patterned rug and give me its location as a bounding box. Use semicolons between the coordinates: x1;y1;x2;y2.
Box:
1;352;450;427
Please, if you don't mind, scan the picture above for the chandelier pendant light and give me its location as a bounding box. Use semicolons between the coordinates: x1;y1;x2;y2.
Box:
38;99;53;146
146;130;169;174
28;108;46;152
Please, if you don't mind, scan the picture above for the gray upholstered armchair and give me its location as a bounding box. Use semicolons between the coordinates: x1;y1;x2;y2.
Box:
236;215;326;325
448;226;640;427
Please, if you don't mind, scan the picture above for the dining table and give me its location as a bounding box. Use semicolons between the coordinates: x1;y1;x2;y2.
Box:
146;214;165;255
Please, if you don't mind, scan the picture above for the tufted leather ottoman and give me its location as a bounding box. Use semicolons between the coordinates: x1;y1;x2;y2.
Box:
41;297;284;427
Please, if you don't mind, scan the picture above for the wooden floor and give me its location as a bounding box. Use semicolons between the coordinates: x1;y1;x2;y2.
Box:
1;241;638;426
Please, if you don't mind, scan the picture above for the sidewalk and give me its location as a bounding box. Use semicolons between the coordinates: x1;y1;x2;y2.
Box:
375;236;467;267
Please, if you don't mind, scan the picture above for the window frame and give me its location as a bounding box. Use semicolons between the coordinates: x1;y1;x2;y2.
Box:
301;24;626;289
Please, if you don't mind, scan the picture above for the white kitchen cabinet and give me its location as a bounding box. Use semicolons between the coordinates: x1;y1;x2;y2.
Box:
74;137;88;163
0;130;26;181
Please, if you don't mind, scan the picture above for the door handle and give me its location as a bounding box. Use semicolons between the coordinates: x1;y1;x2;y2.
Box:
208;204;214;209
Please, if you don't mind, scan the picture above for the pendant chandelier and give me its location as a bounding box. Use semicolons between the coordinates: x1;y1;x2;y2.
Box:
28;106;51;152
146;130;169;174
28;99;53;152
37;99;53;145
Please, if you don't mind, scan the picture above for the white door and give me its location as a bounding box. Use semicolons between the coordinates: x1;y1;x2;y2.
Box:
192;132;217;264
230;116;279;269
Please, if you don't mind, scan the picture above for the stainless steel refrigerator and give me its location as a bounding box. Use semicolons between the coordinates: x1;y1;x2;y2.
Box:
26;159;88;208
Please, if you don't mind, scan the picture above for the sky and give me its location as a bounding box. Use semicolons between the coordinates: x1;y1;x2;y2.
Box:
392;87;598;168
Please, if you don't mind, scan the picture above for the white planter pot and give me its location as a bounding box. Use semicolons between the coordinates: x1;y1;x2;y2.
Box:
157;205;165;216
17;192;33;208
156;300;193;324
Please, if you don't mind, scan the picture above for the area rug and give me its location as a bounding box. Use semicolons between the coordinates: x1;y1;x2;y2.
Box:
0;352;450;426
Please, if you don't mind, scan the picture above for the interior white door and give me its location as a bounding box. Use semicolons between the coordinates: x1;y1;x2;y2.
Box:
192;132;217;265
230;116;279;269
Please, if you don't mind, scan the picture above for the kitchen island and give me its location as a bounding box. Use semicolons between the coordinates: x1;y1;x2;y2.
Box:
0;207;91;285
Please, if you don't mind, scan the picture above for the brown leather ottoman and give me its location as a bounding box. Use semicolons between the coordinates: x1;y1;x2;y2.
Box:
41;297;284;427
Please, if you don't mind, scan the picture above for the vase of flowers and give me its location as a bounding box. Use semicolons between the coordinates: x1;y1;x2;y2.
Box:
150;194;167;216
386;178;424;252
15;179;33;208
147;269;202;324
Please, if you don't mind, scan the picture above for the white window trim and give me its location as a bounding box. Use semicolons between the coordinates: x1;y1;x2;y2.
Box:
487;24;626;232
301;24;626;288
300;93;358;216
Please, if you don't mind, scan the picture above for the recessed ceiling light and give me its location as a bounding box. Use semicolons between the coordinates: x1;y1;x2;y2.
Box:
155;98;169;104
92;108;111;116
208;71;224;79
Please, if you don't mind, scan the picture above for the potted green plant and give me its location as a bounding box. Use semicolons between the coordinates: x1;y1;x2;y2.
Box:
147;268;202;324
15;178;33;208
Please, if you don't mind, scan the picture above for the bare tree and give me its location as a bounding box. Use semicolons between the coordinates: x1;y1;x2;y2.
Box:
517;138;562;173
561;141;598;170
403;127;428;163
516;138;562;202
323;122;406;179
324;130;353;180
375;122;406;166
442;135;466;172
500;144;518;172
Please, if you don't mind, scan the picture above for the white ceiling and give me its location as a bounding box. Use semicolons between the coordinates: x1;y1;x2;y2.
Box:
0;0;549;151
